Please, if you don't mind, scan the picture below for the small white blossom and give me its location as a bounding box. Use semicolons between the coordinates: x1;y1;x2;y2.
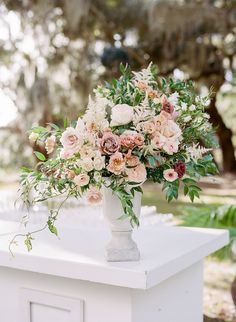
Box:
181;102;187;111
183;115;192;123
168;92;179;106
189;104;196;111
94;171;102;182
203;113;210;119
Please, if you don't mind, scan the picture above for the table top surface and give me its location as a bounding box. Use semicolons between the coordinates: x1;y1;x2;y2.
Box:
0;219;229;289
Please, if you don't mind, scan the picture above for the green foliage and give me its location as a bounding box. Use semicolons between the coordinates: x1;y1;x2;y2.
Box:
180;204;236;260
107;180;142;227
24;234;33;252
34;151;46;162
162;180;180;202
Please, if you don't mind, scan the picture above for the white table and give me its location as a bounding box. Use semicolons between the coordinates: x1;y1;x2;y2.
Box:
0;220;228;322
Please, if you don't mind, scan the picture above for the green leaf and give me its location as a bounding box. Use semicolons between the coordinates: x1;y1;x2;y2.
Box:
48;123;60;131
182;178;197;185
47;219;58;236
30;126;48;134
64;118;69;128
34;151;46;161
24;234;33;252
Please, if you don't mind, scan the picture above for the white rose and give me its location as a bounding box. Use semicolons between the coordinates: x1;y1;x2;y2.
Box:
93;156;105;171
80;157;94;172
110;104;134;126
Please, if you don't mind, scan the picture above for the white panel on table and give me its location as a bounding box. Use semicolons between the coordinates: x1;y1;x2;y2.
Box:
20;288;83;322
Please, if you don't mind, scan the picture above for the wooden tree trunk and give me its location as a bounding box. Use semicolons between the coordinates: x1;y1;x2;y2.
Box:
208;96;236;173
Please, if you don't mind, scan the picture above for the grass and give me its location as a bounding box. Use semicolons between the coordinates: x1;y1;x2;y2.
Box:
142;177;236;216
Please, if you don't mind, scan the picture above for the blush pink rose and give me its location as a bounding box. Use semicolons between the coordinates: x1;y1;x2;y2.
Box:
160;110;172;120
120;131;136;149
60;127;83;155
126;163;147;183
125;153;140;167
151;133;165;149
163;140;179;155
74;173;90;187
107;152;125;175
86;187;103;204
134;133;144;147
100;130;120;155
110;104;134;126
60;148;74;159
163;169;178;182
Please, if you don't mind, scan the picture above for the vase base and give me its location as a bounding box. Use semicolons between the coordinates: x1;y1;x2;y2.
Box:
105;231;140;262
106;248;140;262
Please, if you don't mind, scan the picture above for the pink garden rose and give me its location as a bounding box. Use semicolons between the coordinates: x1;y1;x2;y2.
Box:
86;187;102;204
107;152;125;175
110;104;134;126
120;131;136;149
134;132;144;147
60;148;74;159
74;173;90;187
126;163;147;183
125;153;140;167
163;169;178;182
100;130;120;155
60;127;83;156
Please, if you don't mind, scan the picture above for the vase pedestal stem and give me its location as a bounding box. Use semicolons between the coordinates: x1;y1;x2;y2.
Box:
106;230;140;262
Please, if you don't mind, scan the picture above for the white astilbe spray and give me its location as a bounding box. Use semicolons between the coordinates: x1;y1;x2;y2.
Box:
133;94;155;125
132;63;156;85
186;143;212;161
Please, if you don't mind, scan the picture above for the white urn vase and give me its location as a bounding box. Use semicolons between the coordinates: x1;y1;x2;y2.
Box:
102;186;141;262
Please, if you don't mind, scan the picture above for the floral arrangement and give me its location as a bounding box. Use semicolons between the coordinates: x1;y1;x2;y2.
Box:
19;63;218;250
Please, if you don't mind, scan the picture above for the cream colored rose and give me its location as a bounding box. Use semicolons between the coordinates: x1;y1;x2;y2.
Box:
110;104;134;126
79;157;94;172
